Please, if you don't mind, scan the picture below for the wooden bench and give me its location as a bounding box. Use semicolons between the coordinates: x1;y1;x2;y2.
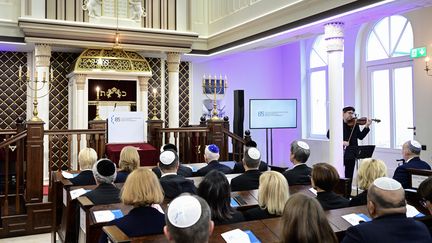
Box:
407;168;432;188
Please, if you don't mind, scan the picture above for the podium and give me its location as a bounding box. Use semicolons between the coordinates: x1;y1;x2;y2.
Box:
344;145;375;195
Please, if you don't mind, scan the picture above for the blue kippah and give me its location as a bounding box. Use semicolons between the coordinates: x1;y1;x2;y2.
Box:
208;144;219;153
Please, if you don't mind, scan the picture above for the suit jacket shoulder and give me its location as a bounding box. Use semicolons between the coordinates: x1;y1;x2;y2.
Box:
196;161;232;176
283;164;312;185
230;170;261;191
85;183;121;205
69;170;96;186
160;174;197;199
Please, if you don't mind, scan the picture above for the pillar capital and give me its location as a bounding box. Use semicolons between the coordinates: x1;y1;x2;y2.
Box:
75;74;87;90
167;52;181;72
138;76;150;91
324;22;344;52
35;44;52;67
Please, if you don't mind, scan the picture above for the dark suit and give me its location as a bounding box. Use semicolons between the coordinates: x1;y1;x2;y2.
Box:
282;164;312;185
230;170;261;191
152;164;193;178
393;157;431;188
342;213;431;243
69;170;96;186
349;190;368;207
99;206;165;243
84;183;121;205
114;171;129;183
243;206;278;221
232;161;268;173
327;122;370;178
316;191;349;210
159;174;197;199
196;160;232;176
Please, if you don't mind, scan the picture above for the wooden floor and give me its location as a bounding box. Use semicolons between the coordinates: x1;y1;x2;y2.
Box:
0;233;51;242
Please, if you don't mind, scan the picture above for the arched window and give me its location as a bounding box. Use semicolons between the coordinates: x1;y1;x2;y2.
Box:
366;15;413;148
308;35;328;138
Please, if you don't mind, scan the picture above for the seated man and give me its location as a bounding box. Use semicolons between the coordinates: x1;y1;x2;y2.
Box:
342;177;431;243
70;147;97;186
393;140;431;188
196;144;232;176
232;140;268;173
158;150;196;199
84;159;120;205
230;147;262;191
152;143;193;178
282;140;312;185
418;176;432;215
164;194;214;243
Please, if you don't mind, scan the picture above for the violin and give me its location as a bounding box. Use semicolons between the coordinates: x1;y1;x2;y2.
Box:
347;117;381;127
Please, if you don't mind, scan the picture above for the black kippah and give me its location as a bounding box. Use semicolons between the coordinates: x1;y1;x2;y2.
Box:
343;106;355;113
96;159;116;176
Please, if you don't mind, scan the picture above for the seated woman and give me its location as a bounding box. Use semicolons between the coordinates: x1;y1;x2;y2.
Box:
99;168;165;243
311;163;349;210
69;148;97;186
350;158;387;206
115;146;140;183
243;171;289;220
197;170;244;225
280;193;338;243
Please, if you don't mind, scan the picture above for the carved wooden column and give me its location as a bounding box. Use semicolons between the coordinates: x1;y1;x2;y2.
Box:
207;120;226;160
326;22;345;175
147;119;163;150
25;121;45;203
89;120;107;158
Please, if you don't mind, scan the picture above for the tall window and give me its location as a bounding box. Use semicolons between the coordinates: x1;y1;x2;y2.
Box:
367;15;413;149
308;35;328;138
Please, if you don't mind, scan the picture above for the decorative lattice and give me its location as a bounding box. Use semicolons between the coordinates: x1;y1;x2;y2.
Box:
164;62;169;127
147;58;162;120
75;48;151;72
0;52;27;129
49;52;80;171
179;62;190;127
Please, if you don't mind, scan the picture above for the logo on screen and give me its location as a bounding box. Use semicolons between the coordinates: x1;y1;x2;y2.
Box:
110;115;120;124
258;111;265;117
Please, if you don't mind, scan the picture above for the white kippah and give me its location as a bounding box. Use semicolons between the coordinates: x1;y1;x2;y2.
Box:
297;141;310;150
167;195;202;228
247;148;261;160
373;177;402;191
160;150;176;165
408;140;421;153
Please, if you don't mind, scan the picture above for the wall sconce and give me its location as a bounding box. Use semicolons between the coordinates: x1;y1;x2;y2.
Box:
425;57;432;76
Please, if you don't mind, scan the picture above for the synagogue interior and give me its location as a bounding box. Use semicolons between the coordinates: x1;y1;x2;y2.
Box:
1;0;432;242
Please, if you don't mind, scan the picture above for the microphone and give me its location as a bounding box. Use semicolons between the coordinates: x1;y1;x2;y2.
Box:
113;103;117;112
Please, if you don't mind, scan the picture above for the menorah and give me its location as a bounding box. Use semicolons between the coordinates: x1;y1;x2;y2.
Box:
202;74;228;120
19;66;53;121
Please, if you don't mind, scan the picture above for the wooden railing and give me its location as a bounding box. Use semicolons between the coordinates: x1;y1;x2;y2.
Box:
45;128;106;171
156;127;210;163
222;128;246;162
0;130;27;216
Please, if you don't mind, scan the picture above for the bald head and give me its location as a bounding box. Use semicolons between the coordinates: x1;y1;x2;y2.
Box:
367;178;406;218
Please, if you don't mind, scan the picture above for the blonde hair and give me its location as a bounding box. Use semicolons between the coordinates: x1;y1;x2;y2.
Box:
78;148;97;170
357;158;387;190
121;168;164;206
258;171;289;215
119;146;140;172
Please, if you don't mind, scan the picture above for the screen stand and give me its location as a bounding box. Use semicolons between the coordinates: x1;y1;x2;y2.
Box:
265;128;273;165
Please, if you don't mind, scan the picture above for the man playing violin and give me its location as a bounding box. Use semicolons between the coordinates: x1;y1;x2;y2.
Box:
327;106;372;179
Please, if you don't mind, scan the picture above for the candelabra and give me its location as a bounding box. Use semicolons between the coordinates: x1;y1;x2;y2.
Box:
202;74;228;120
151;88;158;120
19;66;53;121
425;57;432;76
94;86;102;120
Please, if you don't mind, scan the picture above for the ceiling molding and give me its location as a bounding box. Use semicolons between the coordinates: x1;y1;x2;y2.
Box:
18;17;199;53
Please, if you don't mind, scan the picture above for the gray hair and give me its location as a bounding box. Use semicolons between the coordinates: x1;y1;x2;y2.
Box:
92;160;117;184
290;140;310;163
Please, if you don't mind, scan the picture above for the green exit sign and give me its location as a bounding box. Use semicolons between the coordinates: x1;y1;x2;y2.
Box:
410;47;427;58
